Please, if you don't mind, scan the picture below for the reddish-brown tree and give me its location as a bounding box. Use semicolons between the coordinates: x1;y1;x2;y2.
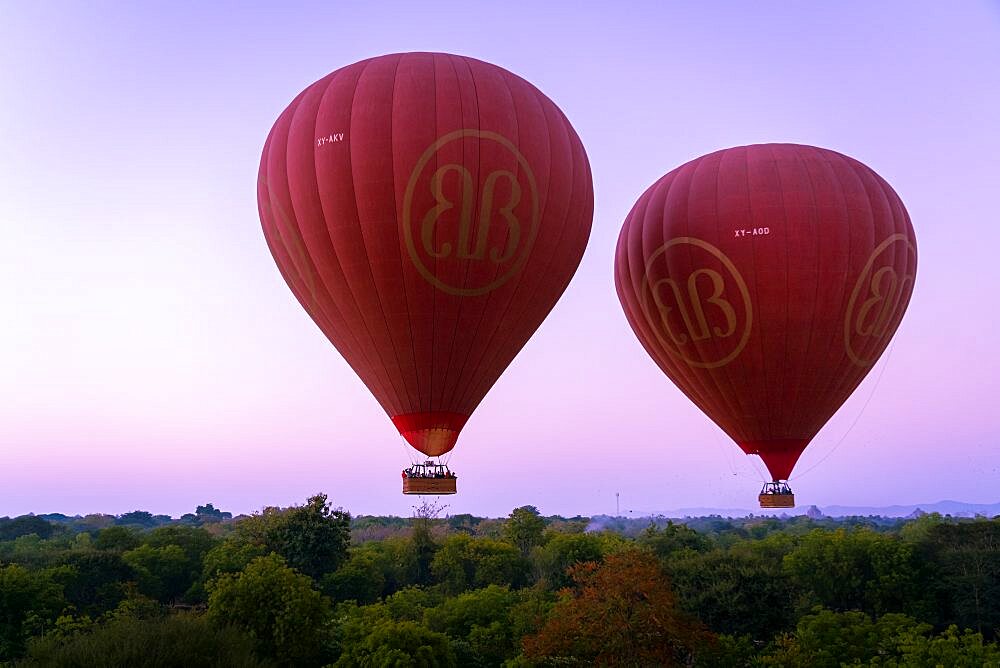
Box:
522;549;713;666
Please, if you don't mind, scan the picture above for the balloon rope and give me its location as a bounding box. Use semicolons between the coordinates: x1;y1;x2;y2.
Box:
747;453;771;484
398;434;418;466
789;341;895;482
709;427;743;478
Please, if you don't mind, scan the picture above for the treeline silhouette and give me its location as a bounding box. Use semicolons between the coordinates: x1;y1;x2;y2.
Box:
1;495;998;666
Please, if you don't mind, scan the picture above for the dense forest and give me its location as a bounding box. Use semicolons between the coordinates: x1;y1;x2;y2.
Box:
1;495;999;666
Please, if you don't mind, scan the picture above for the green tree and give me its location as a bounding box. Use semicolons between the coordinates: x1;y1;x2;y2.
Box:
894;624;1000;666
915;519;1000;635
122;544;193;603
639;520;711;559
145;526;216;565
207;554;331;664
196;503;232;522
267;494;350;580
58;552;136;617
0;564;67;660
202;538;268;583
0;516;57;541
431;534;528;595
530;532;603;590
321;551;386;605
333;619;455;668
668;548;795;639
423;585;528;666
24;613;273;667
504;506;546;557
115;511;158;528
94;526;141;553
760;609;922;667
783;528;928;617
410;511;439;587
233;495;350;581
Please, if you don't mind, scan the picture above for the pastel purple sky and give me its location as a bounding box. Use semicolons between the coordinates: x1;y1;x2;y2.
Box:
2;2;998;518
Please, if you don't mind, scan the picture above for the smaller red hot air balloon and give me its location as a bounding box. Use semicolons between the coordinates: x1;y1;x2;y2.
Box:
615;144;916;507
258;53;593;494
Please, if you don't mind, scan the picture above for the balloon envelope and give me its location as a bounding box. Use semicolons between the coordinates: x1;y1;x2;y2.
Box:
258;53;593;457
615;144;916;480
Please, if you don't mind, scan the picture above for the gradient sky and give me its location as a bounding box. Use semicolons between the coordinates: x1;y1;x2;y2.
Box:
2;1;998;518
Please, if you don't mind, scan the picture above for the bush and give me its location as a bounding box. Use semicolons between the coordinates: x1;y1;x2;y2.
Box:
207;554;331;664
23;613;272;667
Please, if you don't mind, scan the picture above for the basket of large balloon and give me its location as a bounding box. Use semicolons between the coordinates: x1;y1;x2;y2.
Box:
402;461;457;495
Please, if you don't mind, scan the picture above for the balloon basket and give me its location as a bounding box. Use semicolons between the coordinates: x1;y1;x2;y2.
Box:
759;493;795;508
402;461;457;495
758;481;794;508
403;477;457;495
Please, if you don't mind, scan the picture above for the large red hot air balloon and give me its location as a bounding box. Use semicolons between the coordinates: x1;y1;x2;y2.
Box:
615;144;916;507
258;53;593;494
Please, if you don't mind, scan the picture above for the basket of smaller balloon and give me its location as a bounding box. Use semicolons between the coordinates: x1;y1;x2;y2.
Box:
403;477;457;495
758;493;795;508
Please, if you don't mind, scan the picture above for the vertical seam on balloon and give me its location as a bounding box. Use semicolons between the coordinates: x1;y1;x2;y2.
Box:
259;132;327;333
767;144;791;440
436;53;474;413
817;158;904;456
389;53;423;414
839;161;905;394
437;56;487;410
741;147;771;443
350;56;415;413
835;156;886;402
461;94;568;409
428;53;444;413
873;169;914;360
298;74;396;400
699;153;746;440
632;172;715;422
462;66;528;405
453;84;564;411
808;149;858;434
651;167;718;425
269;88;390;401
710;149;751;446
445;62;525;411
447;63;524;411
786;146;823;438
856;163;894;378
323;59;409;413
672;158;736;433
303;67;399;408
428;53;441;413
875;172;917;340
472;79;566;409
854;161;885;367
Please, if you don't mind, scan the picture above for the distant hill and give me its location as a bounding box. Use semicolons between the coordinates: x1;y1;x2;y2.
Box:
637;499;1000;519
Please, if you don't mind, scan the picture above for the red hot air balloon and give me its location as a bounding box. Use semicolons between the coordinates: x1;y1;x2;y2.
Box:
258;53;593;494
615;144;916;507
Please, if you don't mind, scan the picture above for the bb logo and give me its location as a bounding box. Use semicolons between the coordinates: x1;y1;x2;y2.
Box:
402;129;539;296
640;237;753;369
844;233;917;366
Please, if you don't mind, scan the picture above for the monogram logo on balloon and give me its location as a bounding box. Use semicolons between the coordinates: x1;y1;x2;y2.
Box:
403;130;540;296
640;238;753;369
844;233;917;366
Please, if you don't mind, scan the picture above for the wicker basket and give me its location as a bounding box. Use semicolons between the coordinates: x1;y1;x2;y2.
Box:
403;477;457;495
759;493;795;508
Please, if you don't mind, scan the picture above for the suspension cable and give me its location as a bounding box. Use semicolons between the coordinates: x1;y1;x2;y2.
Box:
790;341;895;481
